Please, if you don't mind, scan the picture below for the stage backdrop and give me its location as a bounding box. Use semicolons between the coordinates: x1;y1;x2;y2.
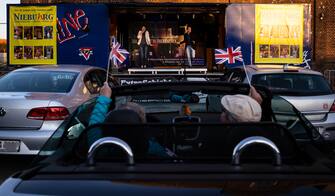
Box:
9;6;57;65
225;4;312;67
57;4;109;68
128;21;205;68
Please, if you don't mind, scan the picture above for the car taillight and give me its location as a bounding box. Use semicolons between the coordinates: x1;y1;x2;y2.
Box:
27;107;70;120
330;102;335;112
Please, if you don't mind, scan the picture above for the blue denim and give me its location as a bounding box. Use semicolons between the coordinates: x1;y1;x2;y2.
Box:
140;44;148;66
185;45;193;67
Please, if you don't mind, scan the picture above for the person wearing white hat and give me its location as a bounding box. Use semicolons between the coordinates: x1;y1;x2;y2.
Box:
220;86;262;123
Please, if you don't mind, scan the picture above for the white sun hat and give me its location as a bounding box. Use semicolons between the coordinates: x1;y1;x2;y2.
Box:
221;94;262;122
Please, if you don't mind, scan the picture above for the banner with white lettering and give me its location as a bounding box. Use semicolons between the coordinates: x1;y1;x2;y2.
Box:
57;4;109;68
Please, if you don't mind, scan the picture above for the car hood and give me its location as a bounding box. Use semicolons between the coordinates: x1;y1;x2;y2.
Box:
3;177;335;196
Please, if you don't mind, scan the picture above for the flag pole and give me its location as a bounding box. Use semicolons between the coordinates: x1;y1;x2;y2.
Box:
106;50;112;83
242;59;251;87
250;42;253;65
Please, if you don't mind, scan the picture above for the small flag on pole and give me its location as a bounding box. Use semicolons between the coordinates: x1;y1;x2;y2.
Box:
109;37;129;68
215;47;243;65
106;37;129;81
215;46;251;86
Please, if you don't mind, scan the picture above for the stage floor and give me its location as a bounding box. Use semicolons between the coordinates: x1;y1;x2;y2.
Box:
127;67;208;75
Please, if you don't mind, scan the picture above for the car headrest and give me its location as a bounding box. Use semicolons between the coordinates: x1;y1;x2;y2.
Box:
102;109;148;155
104;109;142;123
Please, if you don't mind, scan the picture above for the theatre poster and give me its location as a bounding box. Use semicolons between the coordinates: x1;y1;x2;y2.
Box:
255;4;304;64
9;6;57;65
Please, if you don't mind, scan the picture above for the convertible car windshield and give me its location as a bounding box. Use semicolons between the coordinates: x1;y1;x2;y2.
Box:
37;83;322;163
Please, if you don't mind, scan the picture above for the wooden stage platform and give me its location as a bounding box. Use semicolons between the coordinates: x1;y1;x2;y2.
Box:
127;68;208;75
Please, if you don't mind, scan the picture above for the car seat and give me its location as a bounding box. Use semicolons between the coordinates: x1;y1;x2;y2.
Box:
294;79;309;90
257;79;269;87
74;109;149;161
203;123;302;164
102;109;149;155
270;78;292;89
12;77;30;91
35;74;52;92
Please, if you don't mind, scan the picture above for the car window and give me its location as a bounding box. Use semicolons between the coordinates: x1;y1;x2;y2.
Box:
96;69;107;84
0;71;78;93
221;69;245;83
252;73;333;96
38;97;98;156
84;70;105;94
115;91;207;113
271;96;321;140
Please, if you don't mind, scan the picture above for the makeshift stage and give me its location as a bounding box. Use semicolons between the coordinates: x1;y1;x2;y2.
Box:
127;68;208;75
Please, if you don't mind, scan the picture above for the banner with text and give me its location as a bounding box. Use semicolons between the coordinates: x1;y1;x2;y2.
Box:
9;6;57;65
57;4;109;68
255;4;304;64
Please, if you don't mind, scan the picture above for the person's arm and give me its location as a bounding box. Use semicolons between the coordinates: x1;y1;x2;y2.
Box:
249;86;263;105
88;96;112;126
146;31;151;46
87;82;112;146
137;31;142;40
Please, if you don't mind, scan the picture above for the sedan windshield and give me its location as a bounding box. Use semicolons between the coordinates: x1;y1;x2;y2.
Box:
252;73;333;96
0;71;78;93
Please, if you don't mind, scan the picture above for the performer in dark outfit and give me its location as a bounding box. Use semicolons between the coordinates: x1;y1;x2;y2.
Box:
180;26;195;67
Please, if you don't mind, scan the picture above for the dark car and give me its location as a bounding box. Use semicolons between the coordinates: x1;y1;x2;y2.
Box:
1;82;335;195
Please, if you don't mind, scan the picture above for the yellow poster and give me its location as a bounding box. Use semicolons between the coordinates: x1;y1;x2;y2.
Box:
255;4;304;64
9;6;57;65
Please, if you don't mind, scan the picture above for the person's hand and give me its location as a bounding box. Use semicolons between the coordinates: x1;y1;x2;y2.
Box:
249;86;263;105
100;82;112;98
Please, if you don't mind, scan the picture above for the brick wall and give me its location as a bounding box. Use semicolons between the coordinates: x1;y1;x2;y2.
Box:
314;0;335;71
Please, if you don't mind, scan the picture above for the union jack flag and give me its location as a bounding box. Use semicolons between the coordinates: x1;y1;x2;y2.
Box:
109;37;129;67
215;47;243;64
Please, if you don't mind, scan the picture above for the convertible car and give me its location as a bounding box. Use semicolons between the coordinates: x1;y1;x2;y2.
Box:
1;82;335;195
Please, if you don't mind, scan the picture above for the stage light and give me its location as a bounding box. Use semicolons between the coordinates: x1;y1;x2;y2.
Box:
192;14;195;19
